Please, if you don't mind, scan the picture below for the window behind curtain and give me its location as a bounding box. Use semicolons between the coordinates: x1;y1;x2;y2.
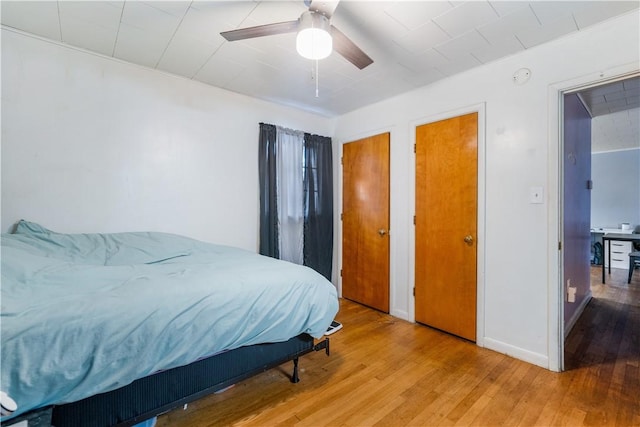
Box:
275;127;304;265
258;123;333;281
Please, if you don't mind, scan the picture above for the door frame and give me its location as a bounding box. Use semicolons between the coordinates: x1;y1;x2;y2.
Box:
547;64;639;372
408;103;486;348
337;127;394;304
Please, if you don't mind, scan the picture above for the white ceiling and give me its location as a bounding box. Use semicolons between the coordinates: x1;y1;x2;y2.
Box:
1;1;639;117
591;106;640;153
579;77;640;117
578;77;640;153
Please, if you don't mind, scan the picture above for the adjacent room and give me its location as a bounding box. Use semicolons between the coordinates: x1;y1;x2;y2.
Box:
561;76;640;380
2;1;639;426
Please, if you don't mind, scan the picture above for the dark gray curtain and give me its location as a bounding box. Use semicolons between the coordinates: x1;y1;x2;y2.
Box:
303;133;333;280
258;123;278;258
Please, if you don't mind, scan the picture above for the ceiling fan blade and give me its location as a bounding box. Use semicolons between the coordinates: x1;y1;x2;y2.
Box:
331;25;373;70
308;0;340;19
221;20;299;42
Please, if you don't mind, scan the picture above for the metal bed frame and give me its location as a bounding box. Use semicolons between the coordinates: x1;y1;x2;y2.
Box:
5;335;330;427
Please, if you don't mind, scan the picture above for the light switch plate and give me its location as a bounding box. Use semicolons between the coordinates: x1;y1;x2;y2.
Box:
530;186;544;204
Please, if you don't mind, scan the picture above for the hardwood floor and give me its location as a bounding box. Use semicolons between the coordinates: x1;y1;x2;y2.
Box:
158;268;640;426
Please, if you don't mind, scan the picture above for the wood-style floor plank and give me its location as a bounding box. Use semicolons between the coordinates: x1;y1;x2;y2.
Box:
158;266;640;426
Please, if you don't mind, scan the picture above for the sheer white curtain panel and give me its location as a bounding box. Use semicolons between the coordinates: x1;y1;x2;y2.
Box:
275;126;305;265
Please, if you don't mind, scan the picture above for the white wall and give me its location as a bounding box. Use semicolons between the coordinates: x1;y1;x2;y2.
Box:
1;29;334;251
591;148;640;230
333;11;639;368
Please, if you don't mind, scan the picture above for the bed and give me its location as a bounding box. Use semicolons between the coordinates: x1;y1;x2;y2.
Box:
0;220;338;426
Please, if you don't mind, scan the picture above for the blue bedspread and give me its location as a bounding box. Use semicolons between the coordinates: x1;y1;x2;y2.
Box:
1;221;338;419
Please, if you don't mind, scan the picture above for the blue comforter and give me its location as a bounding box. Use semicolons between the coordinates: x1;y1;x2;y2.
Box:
1;221;338;419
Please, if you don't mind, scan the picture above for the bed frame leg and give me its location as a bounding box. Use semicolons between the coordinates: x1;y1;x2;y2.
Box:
313;337;330;356
291;358;300;383
290;338;330;384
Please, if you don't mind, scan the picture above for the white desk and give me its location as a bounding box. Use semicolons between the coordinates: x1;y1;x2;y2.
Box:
591;228;633;268
600;233;640;283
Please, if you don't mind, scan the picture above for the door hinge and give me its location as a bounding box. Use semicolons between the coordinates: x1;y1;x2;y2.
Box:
413;215;416;225
340;269;343;277
558;241;562;250
341;157;343;165
340;213;343;221
413;287;415;296
413;144;416;153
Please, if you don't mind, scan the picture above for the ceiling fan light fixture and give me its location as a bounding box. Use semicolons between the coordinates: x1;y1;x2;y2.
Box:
296;11;332;60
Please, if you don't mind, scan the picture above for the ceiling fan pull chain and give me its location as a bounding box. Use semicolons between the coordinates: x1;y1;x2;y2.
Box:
315;58;319;98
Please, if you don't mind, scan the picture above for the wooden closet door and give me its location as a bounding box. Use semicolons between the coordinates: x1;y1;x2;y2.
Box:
342;133;390;312
415;113;477;341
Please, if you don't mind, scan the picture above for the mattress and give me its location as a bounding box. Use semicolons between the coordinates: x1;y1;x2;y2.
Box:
0;221;338;420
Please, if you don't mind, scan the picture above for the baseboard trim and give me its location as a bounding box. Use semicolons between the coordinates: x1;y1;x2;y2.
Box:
564;291;592;339
390;309;409;321
483;337;549;368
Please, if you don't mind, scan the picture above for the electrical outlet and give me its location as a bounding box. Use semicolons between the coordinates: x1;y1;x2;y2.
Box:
530;186;544;204
567;279;577;303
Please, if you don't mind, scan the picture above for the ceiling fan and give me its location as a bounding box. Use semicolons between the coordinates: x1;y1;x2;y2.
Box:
220;0;373;69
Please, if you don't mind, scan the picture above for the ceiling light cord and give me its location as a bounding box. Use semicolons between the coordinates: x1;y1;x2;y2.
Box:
315;59;319;98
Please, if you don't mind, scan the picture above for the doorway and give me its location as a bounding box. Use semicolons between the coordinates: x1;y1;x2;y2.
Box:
414;113;478;341
558;73;640;371
341;132;390;312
